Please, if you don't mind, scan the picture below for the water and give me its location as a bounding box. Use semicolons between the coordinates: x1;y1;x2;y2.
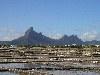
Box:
0;63;100;69
0;70;100;75
0;72;18;75
48;70;100;75
0;63;100;75
0;63;25;68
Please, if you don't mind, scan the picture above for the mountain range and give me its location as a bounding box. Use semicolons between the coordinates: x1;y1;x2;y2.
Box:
0;27;100;45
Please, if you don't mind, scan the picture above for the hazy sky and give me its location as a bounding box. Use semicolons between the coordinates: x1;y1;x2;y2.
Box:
0;0;100;41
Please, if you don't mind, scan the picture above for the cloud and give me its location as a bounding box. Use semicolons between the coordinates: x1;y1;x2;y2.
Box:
0;33;23;41
48;33;63;39
0;28;23;41
80;32;100;41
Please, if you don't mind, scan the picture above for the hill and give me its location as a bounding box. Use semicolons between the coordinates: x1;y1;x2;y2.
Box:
0;27;100;45
11;27;83;45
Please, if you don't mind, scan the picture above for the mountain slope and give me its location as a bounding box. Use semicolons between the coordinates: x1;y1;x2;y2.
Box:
11;27;54;45
1;27;100;45
11;27;83;45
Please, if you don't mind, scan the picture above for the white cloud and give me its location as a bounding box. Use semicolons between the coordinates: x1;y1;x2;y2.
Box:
48;33;63;39
0;28;23;41
80;32;100;41
0;33;23;41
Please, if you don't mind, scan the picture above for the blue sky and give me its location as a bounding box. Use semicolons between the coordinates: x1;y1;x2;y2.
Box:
0;0;100;41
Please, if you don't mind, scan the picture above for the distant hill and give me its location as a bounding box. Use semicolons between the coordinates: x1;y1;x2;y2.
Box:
11;27;53;45
11;27;83;45
0;27;100;45
84;40;100;45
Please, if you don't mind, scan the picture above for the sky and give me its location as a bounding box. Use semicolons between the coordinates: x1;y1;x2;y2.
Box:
0;0;100;41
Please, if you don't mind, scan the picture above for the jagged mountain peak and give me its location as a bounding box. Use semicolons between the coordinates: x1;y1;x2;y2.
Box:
59;35;68;40
69;35;78;37
25;27;38;37
25;27;33;33
11;27;83;45
62;35;68;38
